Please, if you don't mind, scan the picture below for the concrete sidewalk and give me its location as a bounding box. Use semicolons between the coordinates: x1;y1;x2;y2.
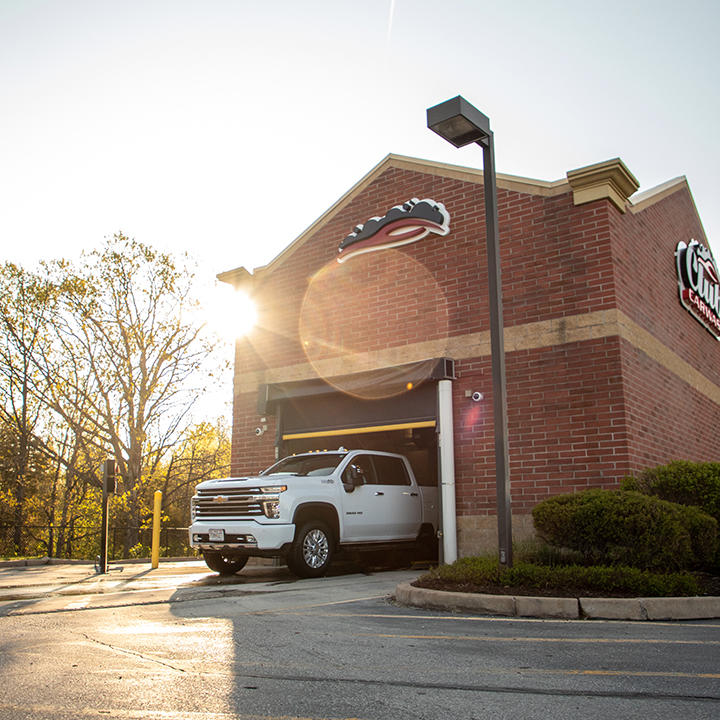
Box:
0;557;278;603
4;558;719;620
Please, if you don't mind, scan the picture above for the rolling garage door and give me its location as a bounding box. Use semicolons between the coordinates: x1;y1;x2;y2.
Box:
258;358;454;442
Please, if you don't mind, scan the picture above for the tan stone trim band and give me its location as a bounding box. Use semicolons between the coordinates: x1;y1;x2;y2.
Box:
236;309;720;406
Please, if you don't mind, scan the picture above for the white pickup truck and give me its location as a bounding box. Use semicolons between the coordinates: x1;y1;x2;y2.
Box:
189;449;438;577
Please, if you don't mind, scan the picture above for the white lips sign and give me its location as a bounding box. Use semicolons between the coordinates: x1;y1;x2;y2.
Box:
337;198;450;263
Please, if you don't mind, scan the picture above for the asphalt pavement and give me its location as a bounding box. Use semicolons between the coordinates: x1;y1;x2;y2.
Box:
2;560;719;720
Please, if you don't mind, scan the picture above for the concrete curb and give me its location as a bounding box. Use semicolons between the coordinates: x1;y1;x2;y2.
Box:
0;556;200;568
394;582;720;621
0;558;93;568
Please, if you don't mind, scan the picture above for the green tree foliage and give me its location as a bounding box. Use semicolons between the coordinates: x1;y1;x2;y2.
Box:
0;264;56;553
0;235;230;559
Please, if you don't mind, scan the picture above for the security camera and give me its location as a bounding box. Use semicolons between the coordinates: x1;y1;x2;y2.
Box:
254;426;265;437
471;391;483;402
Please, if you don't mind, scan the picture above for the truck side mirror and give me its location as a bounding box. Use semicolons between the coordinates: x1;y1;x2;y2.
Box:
350;466;364;487
343;465;362;492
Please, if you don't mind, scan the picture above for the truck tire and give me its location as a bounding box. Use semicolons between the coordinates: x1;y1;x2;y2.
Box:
287;521;334;578
203;551;248;576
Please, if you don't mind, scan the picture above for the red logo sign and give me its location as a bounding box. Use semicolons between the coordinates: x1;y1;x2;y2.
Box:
676;239;720;339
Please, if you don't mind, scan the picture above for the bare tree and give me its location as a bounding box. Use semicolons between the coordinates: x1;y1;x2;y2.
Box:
39;235;215;552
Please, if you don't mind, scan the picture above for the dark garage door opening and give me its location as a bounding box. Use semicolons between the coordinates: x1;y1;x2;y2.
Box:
259;359;455;489
282;424;438;487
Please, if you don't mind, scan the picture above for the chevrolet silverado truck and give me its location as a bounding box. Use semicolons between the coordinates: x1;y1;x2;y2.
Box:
189;449;438;577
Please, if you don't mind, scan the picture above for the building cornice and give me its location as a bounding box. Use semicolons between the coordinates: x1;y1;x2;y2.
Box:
566;158;640;213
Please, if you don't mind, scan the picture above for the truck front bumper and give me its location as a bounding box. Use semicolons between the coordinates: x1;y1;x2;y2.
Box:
189;520;295;554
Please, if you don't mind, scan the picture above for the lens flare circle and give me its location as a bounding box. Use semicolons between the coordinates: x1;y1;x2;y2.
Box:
299;250;449;399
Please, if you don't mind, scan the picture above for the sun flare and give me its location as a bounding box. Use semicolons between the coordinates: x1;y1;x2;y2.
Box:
204;284;258;339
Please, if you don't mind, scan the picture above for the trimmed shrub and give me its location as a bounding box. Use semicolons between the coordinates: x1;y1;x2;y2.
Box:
623;461;720;568
622;460;720;527
532;489;718;571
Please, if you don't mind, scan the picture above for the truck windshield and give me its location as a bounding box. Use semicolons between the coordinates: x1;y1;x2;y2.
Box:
261;454;345;477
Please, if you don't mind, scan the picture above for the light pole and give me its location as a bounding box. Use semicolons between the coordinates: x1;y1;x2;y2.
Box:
427;96;513;566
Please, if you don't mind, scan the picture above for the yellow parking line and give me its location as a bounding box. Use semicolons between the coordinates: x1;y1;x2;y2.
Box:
353;631;720;646
290;610;720;630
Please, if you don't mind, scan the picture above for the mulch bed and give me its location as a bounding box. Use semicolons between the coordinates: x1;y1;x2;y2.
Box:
413;572;720;598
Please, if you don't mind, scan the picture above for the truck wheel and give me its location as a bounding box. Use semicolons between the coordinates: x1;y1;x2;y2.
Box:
287;521;334;578
203;551;248;576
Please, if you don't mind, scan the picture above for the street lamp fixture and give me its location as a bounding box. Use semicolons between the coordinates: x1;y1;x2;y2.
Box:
427;96;492;148
427;96;513;567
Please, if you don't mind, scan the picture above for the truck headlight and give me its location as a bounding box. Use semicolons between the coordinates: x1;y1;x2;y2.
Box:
260;486;285;519
262;500;281;519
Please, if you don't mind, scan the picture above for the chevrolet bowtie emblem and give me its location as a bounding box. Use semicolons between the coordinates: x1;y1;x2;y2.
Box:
213;495;229;503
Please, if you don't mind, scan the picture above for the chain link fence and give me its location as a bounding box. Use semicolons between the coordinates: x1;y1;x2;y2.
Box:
0;524;195;561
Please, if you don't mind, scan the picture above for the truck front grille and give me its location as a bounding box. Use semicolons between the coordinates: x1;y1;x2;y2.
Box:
195;487;266;518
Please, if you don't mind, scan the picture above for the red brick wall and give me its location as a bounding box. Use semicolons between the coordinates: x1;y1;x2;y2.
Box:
453;336;629;518
610;189;720;387
238;166;620;376
619;337;720;471
231;389;277;476
230;161;720;515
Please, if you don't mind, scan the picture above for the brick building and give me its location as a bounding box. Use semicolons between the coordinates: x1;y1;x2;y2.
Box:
220;154;720;557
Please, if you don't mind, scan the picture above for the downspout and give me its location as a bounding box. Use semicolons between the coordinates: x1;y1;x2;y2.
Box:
437;379;457;564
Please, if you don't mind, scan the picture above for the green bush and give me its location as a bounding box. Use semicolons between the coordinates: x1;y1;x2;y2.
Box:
622;461;720;526
416;555;701;597
532;489;717;571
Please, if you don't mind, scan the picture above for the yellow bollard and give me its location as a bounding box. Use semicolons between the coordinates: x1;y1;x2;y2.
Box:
151;490;162;569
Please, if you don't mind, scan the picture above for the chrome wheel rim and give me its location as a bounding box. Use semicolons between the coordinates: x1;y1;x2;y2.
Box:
302;529;329;569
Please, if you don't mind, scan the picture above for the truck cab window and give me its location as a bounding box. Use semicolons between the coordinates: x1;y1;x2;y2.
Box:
371;455;411;486
342;454;376;491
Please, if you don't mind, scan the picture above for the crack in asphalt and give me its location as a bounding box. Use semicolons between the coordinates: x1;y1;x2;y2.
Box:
78;631;187;673
202;670;720;704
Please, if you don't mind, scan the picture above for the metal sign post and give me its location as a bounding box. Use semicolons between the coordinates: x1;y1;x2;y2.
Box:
98;458;116;574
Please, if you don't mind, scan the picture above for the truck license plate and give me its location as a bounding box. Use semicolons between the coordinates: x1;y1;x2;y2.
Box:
209;528;224;542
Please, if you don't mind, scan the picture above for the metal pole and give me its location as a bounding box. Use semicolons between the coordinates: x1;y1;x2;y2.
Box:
98;458;116;574
480;131;513;566
99;481;109;574
437;379;457;564
151;490;162;569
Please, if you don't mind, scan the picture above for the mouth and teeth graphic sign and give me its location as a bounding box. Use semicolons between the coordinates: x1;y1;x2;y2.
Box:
676;239;720;340
337;198;450;263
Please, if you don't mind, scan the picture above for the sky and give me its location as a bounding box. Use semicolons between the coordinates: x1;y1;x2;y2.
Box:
2;0;720;297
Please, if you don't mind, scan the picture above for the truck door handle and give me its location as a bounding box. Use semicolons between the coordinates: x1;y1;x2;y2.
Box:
402;492;419;496
374;491;384;496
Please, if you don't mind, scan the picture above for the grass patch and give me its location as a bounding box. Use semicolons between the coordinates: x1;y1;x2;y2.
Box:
413;554;706;597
